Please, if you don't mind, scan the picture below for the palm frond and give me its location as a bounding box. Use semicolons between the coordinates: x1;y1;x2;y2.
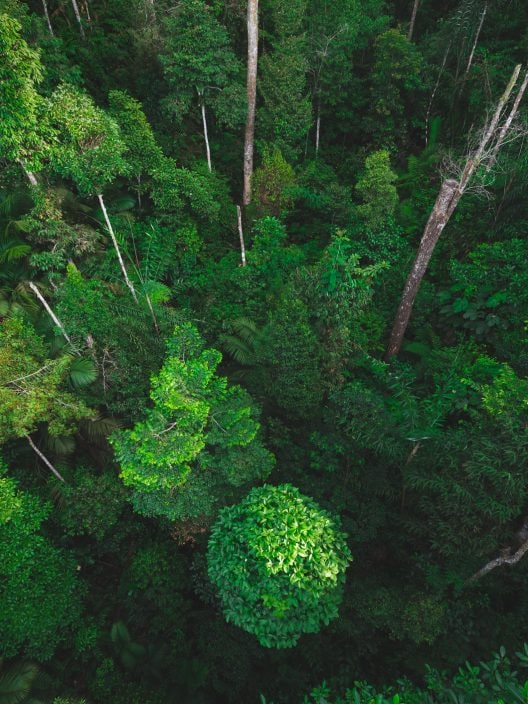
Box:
68;358;98;389
0;662;39;704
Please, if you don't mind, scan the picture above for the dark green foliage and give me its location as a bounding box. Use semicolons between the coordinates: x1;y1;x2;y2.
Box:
2;0;528;701
0;464;82;659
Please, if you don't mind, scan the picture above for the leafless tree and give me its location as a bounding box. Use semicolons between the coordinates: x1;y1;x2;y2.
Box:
464;2;487;77
386;64;528;360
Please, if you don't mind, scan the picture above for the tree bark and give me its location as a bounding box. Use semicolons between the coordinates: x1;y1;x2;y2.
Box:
199;91;212;172
385;64;524;359
28;281;77;349
385;180;459;360
27;435;66;482
489;70;528;165
465;3;487;77
18;161;38;186
97;194;139;304
315;103;321;156
407;0;420;41
41;0;54;36
71;0;85;38
236;205;247;266
243;0;259;206
83;0;92;23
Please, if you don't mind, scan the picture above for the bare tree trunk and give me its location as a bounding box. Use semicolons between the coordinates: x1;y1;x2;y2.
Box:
465;3;487;77
385;180;459;359
465;539;528;585
236;205;247;266
41;0;54;36
465;518;528;585
407;0;420;41
315;103;321;156
18;161;38;186
425;42;451;145
83;0;91;23
243;0;259;206
489;70;528;164
386;65;525;360
28;281;77;349
71;0;85;38
199;91;212;172
97;194;139;304
24;169;38;187
27;435;66;482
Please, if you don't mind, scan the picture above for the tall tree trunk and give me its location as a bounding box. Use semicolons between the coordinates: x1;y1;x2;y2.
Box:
27;435;66;482
71;0;85;38
465;3;487;77
315;102;321;156
243;0;259;206
386;64;526;360
41;0;54;36
28;281;76;349
385;180;459;359
236;205;247;266
97;194;139;304
199;90;212;172
407;0;420;41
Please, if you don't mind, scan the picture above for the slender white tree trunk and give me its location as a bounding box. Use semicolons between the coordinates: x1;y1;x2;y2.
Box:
18;161;38;186
315;103;321;156
425;42;450;145
84;0;92;23
243;0;259;206
71;0;85;38
199;91;212;172
465;3;487;77
41;0;54;36
97;194;139;303
28;281;77;349
27;435;66;482
407;0;420;41
386;65;525;359
236;205;247;266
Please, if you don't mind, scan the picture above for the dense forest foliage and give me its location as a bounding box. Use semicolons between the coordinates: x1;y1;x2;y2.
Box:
2;0;528;702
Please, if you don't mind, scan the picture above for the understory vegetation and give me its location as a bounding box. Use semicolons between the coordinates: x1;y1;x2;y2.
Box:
2;1;528;702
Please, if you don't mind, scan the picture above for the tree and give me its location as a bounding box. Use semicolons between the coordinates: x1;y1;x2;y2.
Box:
243;0;259;205
0;463;82;658
0;317;93;481
386;64;528;358
355;149;398;229
47;83;138;302
369;28;424;148
107;89;164;207
258;0;311;159
159;0;244;171
207;483;352;648
111;323;275;522
0;14;48;185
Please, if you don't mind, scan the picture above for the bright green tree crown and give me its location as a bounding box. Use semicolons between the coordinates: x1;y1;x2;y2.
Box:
207;483;352;648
